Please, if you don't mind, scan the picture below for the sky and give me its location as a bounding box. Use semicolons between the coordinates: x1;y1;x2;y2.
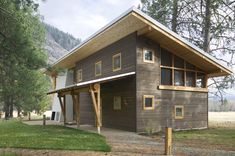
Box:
37;0;140;40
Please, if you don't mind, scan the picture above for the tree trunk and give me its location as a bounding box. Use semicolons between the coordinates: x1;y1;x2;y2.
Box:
171;0;178;33
9;97;13;118
203;0;211;53
28;112;31;121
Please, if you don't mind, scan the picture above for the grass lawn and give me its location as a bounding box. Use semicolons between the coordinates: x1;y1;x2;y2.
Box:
154;128;235;151
0;120;111;152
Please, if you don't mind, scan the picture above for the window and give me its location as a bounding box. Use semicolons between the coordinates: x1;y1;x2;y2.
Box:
174;56;184;68
174;70;184;86
113;53;121;71
160;48;207;90
143;95;154;110
77;69;82;82
186;71;195;87
186;62;195;70
196;72;205;88
161;49;172;66
113;96;121;110
161;68;172;85
143;49;154;63
95;61;102;76
175;105;184;119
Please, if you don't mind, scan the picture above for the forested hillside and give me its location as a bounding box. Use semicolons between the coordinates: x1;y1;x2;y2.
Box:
44;23;81;64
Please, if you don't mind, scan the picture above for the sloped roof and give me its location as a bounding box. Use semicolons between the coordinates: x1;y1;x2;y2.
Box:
51;7;232;77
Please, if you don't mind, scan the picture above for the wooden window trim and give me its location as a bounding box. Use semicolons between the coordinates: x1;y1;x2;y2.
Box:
112;53;121;72
143;48;155;63
143;95;154;110
175;105;184;119
95;61;102;77
158;85;208;92
77;69;82;82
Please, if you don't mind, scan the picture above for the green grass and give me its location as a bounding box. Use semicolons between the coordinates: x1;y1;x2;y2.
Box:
0;120;111;152
173;128;235;151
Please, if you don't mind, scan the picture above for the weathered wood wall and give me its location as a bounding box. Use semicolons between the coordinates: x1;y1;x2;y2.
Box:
101;76;136;131
75;33;137;82
75;33;137;128
136;36;208;132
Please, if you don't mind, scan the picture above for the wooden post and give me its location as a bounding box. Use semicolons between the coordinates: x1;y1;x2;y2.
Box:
58;95;66;125
72;92;80;128
63;95;66;125
165;127;172;155
90;83;101;134
43;115;46;126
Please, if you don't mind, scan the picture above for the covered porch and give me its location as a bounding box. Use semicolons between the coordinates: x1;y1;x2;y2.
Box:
47;72;136;133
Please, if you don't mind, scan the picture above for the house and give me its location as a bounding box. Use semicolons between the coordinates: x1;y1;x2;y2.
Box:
47;7;232;133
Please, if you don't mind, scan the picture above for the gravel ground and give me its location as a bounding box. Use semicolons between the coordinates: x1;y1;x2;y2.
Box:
1;120;233;156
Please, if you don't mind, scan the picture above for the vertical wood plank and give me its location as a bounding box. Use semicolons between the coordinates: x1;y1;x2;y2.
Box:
63;95;66;125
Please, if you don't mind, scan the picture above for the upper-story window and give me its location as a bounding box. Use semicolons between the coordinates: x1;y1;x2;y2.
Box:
95;61;102;76
113;53;121;71
160;48;206;88
77;69;82;82
143;49;154;63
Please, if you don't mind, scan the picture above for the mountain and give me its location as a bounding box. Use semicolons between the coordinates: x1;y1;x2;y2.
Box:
44;23;81;64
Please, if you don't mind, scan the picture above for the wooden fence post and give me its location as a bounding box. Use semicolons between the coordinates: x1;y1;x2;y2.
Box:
43;115;46;126
165;127;172;155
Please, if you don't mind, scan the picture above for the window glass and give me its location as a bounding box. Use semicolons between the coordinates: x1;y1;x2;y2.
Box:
77;69;82;82
174;56;184;68
144;49;154;62
196;72;205;88
143;95;154;110
161;49;172;66
161;68;172;85
113;53;121;71
186;62;195;70
174;70;184;86
186;71;195;87
95;61;102;76
175;106;183;118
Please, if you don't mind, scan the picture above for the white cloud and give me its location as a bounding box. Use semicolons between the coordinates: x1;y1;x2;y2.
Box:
37;0;140;39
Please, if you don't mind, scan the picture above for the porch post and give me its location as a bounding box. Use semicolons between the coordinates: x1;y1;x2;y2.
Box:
58;94;66;125
63;95;66;125
72;91;80;128
90;83;101;134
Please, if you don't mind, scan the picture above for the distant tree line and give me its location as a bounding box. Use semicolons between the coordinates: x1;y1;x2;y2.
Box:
44;23;81;51
0;0;50;119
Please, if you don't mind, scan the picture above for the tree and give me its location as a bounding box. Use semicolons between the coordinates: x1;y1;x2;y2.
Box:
0;0;49;118
140;0;235;103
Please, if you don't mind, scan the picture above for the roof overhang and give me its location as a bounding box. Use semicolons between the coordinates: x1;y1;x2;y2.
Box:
47;72;135;95
51;7;232;77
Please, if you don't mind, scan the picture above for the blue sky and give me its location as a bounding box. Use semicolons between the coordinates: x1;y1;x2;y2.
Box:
38;0;140;39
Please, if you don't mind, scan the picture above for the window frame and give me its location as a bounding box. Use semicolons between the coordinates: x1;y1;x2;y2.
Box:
77;69;82;82
160;48;207;91
95;61;102;77
143;48;155;63
143;95;155;110
174;105;184;119
112;53;121;72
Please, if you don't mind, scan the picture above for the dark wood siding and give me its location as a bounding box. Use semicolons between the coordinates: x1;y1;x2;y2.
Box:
101;76;136;131
136;36;208;133
75;33;137;82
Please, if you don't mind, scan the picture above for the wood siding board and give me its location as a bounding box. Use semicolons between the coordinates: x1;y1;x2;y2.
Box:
136;36;208;132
